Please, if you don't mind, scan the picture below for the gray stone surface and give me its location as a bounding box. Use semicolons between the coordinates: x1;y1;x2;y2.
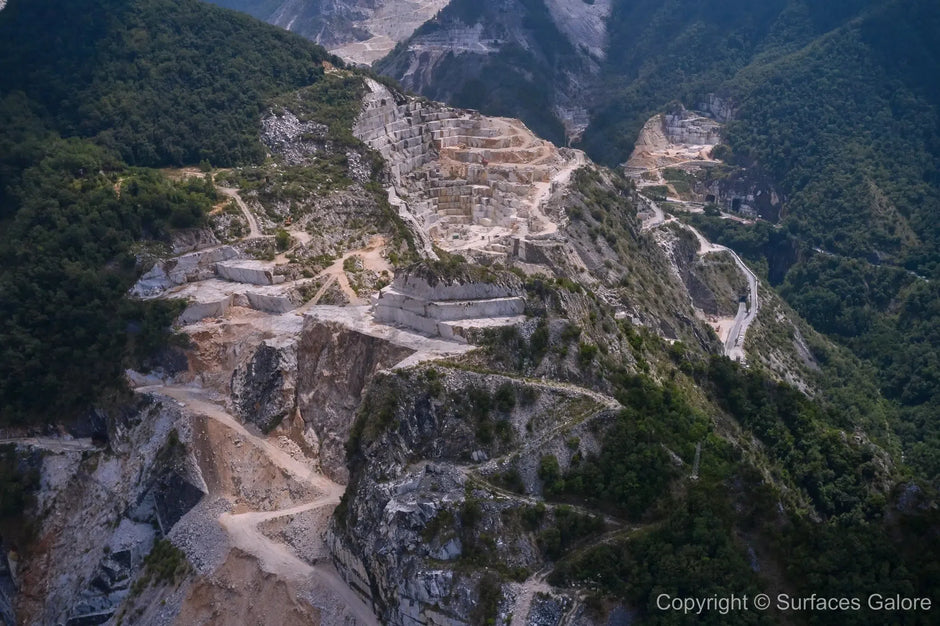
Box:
231;338;298;433
131;246;238;298
216;260;282;286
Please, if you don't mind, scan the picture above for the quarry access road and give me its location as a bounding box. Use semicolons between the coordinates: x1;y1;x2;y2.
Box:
639;192;759;362
219;187;262;239
720;246;759;361
683;223;759;361
639;194;667;231
137;384;380;625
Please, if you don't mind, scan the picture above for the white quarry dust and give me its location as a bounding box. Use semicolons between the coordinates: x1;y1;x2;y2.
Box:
626;112;720;177
138;384;379;625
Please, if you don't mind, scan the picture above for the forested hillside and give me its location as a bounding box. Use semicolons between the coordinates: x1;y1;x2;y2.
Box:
0;0;349;424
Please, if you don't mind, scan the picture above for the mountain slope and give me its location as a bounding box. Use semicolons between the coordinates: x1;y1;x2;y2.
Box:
377;0;940;485
380;0;940;262
0;0;336;168
376;0;602;144
207;0;451;63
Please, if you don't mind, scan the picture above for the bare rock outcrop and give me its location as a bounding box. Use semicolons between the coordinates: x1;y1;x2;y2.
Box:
373;262;526;341
355;78;577;248
8;399;207;625
261;109;330;166
231;338;298;433
296;319;414;483
331;367;617;625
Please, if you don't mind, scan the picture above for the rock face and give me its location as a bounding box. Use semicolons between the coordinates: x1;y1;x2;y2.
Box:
374;0;605;143
355;78;577;249
208;0;450;64
626;109;721;175
131;246;239;298
296;319;414;483
542;0;612;60
216;260;285;286
696;93;737;123
7;400;207;625
663;110;722;146
231;338;298;433
700;172;785;222
330;367;618;625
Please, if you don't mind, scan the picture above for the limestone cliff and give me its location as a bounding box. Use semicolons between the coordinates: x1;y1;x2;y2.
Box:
4;400;207;625
331;367;619;625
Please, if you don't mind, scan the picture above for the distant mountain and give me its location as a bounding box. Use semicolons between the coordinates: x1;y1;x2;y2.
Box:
207;0;451;63
377;0;611;145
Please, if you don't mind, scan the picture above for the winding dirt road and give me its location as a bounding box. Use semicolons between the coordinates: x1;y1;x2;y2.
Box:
219;187;262;239
137;384;380;625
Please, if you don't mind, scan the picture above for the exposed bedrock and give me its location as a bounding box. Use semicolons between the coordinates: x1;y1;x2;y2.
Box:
131;246;238;298
330;368;618;625
355;78;574;244
216;260;285;286
663;110;722;146
231;338;298;434
8;399;207;625
296;319;414;484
